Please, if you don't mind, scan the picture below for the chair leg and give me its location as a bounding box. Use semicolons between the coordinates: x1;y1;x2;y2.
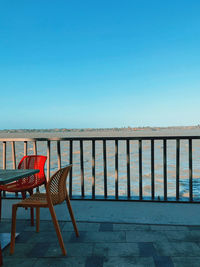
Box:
65;196;79;237
28;190;34;227
36;207;40;233
10;205;17;255
48;203;67;256
31;208;34;226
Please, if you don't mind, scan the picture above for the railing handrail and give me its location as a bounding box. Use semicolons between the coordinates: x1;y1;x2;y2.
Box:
1;135;200;142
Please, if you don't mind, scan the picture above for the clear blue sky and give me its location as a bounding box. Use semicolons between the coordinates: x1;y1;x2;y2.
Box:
0;0;200;129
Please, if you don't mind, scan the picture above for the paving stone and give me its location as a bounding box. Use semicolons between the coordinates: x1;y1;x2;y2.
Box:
165;230;198;242
154;241;200;256
33;257;86;267
67;231;87;243
2;257;37;267
26;231;58;243
186;230;200;241
69;231;126;243
165;231;193;242
94;242;140;257
138;242;158;257
15;231;34;243
113;224;151;231
3;243;35;258
150;225;188;231
62;222;100;232
126;230;168;242
0;220;28;233
24;221;65;232
45;243;94;257
153;256;174;267
187;226;200;231
99;223;113;232
85;256;104;267
172;256;200;267
27;242;50;257
103;256;155;267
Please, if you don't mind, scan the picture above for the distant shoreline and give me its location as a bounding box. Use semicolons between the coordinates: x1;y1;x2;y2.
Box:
1;125;200;133
0;126;200;138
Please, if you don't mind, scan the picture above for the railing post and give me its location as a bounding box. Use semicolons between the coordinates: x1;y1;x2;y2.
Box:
11;141;16;169
189;138;193;202
80;140;84;198
69;140;73;198
176;139;180;200
151;140;155;200
103;140;107;198
2;141;6;197
139;140;142;199
126;140;130;198
47;141;50;181
163;139;167;201
115;140;119;199
24;141;27;156
3;142;6;170
57;141;61;170
33;141;37;155
92;140;95;199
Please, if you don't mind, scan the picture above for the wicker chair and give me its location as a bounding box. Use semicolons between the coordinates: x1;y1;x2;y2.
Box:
0;155;47;224
10;165;79;256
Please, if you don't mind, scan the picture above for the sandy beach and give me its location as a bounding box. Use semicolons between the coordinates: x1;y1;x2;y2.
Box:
0;126;200;138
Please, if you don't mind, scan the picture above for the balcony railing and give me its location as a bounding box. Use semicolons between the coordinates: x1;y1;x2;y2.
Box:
1;136;200;202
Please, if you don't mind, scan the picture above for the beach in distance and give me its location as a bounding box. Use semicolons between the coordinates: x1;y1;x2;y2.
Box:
1;126;200;201
0;125;200;138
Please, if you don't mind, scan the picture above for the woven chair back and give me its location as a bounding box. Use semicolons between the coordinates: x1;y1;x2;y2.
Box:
17;155;47;187
46;165;72;205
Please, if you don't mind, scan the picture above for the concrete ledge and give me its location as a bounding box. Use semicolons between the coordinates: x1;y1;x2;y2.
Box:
2;199;200;225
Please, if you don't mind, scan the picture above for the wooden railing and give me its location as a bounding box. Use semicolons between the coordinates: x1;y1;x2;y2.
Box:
1;136;200;202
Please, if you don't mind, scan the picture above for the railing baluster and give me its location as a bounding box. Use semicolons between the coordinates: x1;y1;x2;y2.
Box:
24;141;27;156
139;140;142;199
57;141;61;170
163;139;167;200
80;140;84;198
176;139;180;200
69;140;73;198
47;141;50;181
3;141;6;197
151;140;155;200
11;141;18;196
189;138;193;202
115;140;119;199
92;140;95;199
11;141;16;169
3;142;6;170
103;140;107;198
33;140;38;195
33;141;37;155
126;140;130;198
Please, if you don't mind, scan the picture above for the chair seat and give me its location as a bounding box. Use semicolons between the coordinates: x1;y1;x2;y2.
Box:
0;181;44;193
16;192;48;207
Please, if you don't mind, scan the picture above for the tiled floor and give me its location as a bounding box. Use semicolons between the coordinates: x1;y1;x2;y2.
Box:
1;219;200;267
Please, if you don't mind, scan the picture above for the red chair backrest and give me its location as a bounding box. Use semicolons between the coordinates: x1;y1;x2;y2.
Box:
18;155;47;186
